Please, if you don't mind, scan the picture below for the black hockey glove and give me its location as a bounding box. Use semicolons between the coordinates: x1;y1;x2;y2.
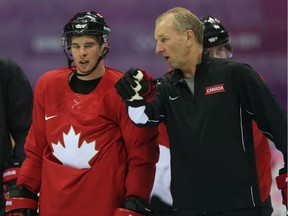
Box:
5;185;38;216
115;68;157;107
113;196;155;216
2;159;22;202
276;166;287;208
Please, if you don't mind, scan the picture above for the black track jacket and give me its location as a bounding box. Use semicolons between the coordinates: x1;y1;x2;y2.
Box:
127;54;287;214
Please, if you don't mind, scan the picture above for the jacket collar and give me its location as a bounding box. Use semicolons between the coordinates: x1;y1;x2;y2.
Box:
169;52;210;83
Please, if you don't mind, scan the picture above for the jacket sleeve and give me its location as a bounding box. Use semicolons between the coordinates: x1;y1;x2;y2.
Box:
235;63;287;165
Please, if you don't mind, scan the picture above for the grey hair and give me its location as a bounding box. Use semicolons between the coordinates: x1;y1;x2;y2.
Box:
156;7;204;46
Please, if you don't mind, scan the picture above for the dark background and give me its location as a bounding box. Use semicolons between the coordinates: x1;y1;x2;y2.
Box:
0;1;286;215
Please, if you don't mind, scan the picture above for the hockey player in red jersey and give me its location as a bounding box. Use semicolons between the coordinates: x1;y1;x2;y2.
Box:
5;11;159;216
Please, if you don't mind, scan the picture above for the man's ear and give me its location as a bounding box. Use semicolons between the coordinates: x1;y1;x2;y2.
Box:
102;42;109;48
186;29;194;45
102;42;110;57
101;42;108;50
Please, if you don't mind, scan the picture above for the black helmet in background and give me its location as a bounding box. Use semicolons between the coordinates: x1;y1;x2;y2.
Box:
201;16;232;58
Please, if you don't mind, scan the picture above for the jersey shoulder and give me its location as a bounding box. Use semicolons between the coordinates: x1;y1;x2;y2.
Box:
104;67;125;83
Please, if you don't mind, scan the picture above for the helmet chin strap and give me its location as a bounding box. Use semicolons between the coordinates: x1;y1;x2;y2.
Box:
64;47;109;78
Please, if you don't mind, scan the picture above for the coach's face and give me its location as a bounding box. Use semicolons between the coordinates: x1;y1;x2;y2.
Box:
154;14;190;70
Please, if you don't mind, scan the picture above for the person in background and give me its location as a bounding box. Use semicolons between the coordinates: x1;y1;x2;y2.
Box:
5;11;159;216
115;7;287;216
201;15;274;216
0;56;33;216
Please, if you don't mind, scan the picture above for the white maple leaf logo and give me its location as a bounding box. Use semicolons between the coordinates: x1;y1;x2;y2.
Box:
52;126;98;169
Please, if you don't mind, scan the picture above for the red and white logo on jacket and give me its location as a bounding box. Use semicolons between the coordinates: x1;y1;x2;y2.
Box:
205;84;225;95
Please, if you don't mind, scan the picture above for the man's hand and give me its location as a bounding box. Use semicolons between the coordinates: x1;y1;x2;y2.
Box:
276;167;287;208
115;68;156;106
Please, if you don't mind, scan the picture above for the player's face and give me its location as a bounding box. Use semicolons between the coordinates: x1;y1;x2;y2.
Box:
205;44;231;59
154;15;190;70
70;36;102;75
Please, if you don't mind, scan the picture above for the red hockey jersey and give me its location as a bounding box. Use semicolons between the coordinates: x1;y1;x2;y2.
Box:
252;121;272;202
17;67;159;216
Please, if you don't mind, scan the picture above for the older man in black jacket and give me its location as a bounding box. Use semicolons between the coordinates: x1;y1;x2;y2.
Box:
115;7;287;216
